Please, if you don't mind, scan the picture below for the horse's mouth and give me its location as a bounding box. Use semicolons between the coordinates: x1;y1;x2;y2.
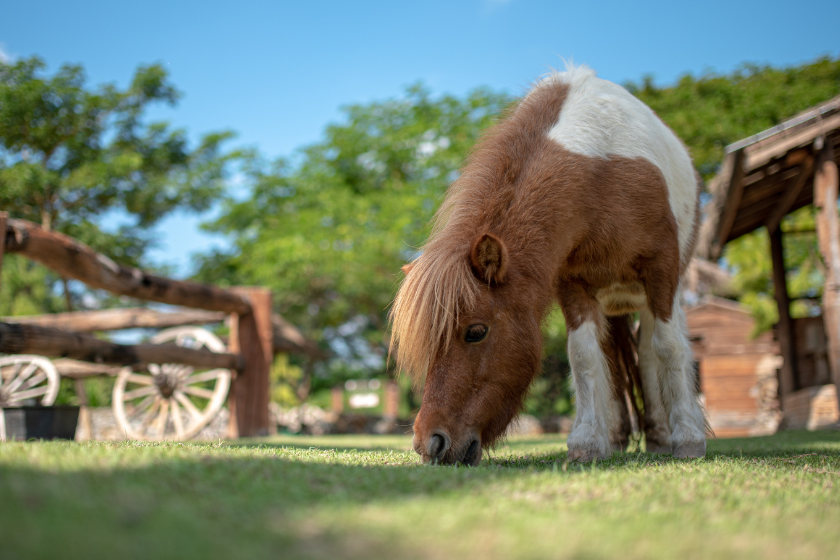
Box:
420;434;482;466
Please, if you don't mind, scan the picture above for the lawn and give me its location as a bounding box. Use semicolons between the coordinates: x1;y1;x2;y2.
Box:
1;430;839;560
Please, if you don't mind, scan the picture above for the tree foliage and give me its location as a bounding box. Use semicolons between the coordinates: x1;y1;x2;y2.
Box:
628;56;840;181
0;56;237;314
629;56;840;333
196;84;511;392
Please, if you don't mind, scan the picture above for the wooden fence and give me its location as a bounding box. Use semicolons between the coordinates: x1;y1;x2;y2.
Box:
0;213;319;437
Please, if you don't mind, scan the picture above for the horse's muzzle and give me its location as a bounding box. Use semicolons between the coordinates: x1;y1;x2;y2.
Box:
415;431;482;466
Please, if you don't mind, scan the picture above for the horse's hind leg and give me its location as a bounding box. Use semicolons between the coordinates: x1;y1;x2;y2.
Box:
649;289;706;458
638;309;672;453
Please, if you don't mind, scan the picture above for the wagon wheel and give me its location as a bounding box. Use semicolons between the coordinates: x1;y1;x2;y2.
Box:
112;327;231;441
0;355;60;407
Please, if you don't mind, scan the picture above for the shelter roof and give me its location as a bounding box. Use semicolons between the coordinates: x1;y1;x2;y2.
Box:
697;95;840;260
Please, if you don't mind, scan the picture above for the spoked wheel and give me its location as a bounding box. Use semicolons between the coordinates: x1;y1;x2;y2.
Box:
0;355;60;407
112;327;231;441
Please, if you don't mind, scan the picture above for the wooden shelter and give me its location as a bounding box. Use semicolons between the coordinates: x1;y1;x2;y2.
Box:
698;95;840;428
687;298;781;437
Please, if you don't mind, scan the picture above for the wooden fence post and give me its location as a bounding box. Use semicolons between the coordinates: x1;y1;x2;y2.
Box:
0;212;7;297
383;380;400;420
227;287;273;438
769;226;797;402
814;141;840;411
331;386;344;414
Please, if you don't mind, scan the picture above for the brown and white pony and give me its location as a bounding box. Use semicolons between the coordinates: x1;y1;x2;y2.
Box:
391;65;706;465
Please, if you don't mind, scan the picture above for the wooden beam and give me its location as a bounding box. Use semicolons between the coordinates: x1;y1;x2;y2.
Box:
710;149;747;259
769;227;797;401
813;141;840;408
746;112;840;170
0;321;242;370
738;167;800;208
4;218;251;315
227;287;273;438
0;212;6;298
270;313;324;358
766;155;815;233
2;307;226;332
1;307;324;358
52;359;124;379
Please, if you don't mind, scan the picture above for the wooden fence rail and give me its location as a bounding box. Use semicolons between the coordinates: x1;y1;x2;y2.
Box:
0;321;242;370
3;307;226;332
1;307;323;358
4;218;252;314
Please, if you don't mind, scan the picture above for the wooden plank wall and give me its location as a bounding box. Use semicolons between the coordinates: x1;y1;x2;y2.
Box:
687;301;781;437
782;385;840;430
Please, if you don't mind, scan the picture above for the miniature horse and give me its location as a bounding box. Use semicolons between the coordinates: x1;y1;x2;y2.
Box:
391;65;706;465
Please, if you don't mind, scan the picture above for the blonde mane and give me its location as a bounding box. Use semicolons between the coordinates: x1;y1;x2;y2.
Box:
389;221;480;380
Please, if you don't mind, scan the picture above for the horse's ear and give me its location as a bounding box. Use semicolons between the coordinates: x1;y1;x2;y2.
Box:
401;263;414;276
470;233;508;284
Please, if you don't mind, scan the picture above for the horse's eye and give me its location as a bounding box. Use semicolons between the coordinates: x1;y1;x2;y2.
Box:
465;324;489;343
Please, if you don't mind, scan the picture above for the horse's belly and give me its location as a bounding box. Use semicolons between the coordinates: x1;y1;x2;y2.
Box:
595;282;647;316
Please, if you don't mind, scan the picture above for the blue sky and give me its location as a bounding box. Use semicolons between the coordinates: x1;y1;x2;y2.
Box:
2;0;839;276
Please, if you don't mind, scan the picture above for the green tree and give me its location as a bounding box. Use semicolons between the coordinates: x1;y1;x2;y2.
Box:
628;56;840;332
0;56;237;314
196;84;511;395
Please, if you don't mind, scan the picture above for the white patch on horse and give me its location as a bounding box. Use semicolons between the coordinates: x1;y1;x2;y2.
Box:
650;289;706;458
566;320;618;460
638;307;672;453
539;64;697;262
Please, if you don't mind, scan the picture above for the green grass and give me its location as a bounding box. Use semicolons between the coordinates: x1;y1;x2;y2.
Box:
1;431;839;560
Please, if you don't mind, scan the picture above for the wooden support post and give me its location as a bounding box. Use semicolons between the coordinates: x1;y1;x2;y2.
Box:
0;212;6;298
227;288;273;438
331;386;344;414
769;226;797;401
74;379;93;441
765;153;814;233
383;380;400;420
710;150;747;259
813;141;840;409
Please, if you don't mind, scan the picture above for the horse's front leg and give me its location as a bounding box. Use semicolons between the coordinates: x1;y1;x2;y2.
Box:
560;285;616;462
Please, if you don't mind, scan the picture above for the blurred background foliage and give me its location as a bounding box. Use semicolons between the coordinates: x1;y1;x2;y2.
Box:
0;56;240;316
3;55;840;417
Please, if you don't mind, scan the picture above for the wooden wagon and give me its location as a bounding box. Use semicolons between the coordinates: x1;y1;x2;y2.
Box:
0;215;320;441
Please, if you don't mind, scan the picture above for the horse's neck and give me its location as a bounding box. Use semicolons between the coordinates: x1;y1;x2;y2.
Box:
499;176;588;291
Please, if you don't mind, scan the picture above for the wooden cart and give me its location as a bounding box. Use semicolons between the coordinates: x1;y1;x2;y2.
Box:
0;325;232;441
0;215;320;441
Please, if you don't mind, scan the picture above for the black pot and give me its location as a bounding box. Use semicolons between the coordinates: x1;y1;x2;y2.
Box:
1;406;80;441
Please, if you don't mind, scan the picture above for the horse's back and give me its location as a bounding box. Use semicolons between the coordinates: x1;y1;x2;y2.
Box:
539;66;698;265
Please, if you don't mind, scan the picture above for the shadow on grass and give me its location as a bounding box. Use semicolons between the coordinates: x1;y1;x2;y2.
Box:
228;429;840;471
1;430;838;560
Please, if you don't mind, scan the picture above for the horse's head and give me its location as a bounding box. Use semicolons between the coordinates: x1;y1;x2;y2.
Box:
398;233;543;466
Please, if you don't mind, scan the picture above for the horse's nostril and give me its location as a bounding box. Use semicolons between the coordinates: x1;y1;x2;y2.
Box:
428;433;448;460
463;438;481;466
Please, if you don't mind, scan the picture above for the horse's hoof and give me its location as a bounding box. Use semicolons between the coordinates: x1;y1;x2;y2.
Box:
646;441;671;454
568;447;608;462
610;439;629;453
672;440;706;459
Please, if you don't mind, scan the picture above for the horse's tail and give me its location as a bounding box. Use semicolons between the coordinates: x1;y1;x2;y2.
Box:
605;315;644;445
